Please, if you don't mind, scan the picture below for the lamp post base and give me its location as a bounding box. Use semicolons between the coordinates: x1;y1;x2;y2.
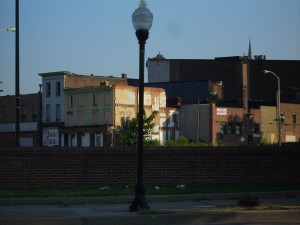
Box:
129;184;150;212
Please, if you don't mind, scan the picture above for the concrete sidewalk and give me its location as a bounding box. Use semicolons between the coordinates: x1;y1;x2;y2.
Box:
0;192;300;225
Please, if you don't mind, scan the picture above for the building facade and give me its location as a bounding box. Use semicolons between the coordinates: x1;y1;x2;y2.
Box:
147;53;300;146
39;71;179;147
39;71;129;146
179;103;299;146
147;54;300;106
0;93;42;146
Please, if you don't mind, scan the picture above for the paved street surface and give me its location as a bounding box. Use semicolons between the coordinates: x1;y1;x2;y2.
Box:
0;192;299;225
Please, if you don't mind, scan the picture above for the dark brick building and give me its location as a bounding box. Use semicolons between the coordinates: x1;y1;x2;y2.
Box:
147;54;300;107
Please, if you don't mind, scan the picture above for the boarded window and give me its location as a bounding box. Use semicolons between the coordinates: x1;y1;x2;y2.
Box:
56;104;61;121
104;111;111;124
78;111;84;126
93;110;99;125
104;92;110;105
78;93;84;107
67;112;73;126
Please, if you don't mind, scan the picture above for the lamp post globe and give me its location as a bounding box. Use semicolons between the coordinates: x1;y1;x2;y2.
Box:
132;0;153;31
129;0;153;212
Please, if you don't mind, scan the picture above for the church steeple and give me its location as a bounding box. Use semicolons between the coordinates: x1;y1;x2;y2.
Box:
248;38;252;60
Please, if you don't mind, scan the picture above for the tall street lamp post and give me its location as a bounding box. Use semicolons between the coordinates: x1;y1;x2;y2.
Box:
263;70;281;147
15;0;20;147
130;0;153;212
0;21;18;147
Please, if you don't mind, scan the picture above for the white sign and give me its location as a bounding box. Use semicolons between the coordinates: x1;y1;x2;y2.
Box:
43;128;59;146
217;108;227;115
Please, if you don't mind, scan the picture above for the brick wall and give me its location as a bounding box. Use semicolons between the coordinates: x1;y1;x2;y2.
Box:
0;147;299;188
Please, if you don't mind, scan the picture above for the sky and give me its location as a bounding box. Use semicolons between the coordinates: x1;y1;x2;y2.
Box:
0;0;300;95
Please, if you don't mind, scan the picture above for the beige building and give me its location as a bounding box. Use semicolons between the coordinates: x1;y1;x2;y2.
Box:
260;104;300;144
39;71;179;147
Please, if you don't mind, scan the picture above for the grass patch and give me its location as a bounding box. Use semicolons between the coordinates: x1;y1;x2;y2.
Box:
0;186;132;198
0;184;299;198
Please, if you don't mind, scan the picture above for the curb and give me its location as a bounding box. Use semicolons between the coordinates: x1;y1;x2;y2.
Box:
84;210;300;225
1;209;300;225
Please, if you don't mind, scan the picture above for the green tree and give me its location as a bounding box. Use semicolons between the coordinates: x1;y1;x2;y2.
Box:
119;110;158;147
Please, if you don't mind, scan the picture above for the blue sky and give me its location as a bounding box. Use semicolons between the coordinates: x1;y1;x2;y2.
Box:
1;0;300;95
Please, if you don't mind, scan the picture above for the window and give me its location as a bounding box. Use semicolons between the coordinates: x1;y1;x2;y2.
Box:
56;104;61;121
220;122;227;135
104;92;110;105
21;105;27;120
56;82;61;96
68;95;73;108
235;123;242;135
104;110;111;124
253;123;260;133
46;104;51;121
32;104;38;120
92;110;99;125
3;106;8;121
90;133;95;147
78;93;84;107
67;112;73;126
93;93;99;106
77;133;83;147
70;134;75;146
293;113;296;124
46;82;51;97
78;111;84;126
227;123;234;134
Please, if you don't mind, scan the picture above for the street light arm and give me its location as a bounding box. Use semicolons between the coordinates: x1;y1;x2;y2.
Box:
263;70;280;92
263;70;280;81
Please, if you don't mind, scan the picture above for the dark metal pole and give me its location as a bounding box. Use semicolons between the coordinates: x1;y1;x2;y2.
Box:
15;0;20;146
129;29;149;212
39;84;43;146
277;77;281;147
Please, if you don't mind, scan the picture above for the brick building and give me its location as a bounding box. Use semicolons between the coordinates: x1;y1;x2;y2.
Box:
147;53;300;106
146;53;300;145
0;93;42;146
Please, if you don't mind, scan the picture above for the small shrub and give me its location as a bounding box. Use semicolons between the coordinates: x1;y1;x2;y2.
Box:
176;136;189;145
260;138;277;146
237;194;261;207
165;135;210;146
146;139;161;146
